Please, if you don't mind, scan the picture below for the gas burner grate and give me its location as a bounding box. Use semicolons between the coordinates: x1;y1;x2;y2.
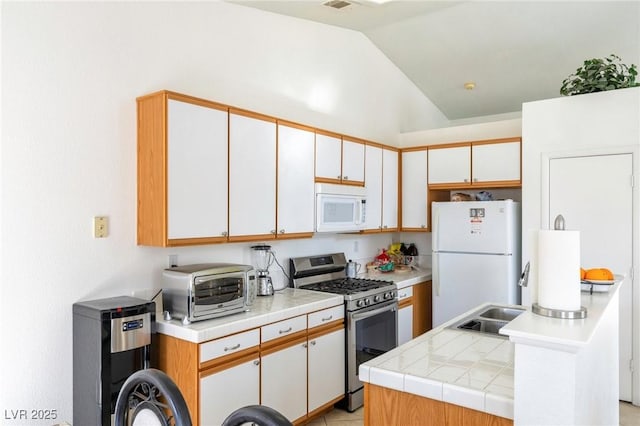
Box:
300;278;393;295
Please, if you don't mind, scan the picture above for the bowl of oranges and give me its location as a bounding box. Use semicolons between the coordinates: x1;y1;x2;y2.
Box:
580;267;621;293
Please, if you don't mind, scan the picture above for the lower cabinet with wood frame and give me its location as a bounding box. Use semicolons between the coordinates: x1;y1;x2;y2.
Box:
157;305;345;426
364;384;512;426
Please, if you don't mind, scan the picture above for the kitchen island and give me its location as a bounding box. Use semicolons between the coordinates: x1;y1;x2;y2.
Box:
360;282;621;426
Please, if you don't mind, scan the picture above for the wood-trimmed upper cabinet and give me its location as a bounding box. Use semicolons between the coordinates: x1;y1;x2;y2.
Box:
401;148;429;231
229;110;277;241
428;138;521;188
276;122;315;239
315;131;365;186
381;147;399;231
137;91;229;247
364;144;398;232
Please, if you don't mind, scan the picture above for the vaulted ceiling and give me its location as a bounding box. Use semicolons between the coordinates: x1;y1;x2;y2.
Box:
229;1;640;120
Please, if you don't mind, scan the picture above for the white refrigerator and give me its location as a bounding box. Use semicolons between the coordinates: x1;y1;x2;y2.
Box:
431;200;521;327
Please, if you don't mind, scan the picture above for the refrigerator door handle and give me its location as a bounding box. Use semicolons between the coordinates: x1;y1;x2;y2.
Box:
433;252;440;296
432;205;440;250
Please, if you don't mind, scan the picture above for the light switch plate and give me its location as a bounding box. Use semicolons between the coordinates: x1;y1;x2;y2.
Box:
93;216;108;238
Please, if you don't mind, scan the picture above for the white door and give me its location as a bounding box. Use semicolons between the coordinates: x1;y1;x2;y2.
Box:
382;148;398;230
315;133;342;181
229;112;277;238
472;141;521;183
401;149;428;230
398;305;413;345
433;252;517;327
200;357;260;426
428;145;470;185
167;99;228;239
364;145;382;231
261;343;307;422
277;124;315;235
342;139;365;183
308;329;345;412
549;153;633;401
432;201;518;254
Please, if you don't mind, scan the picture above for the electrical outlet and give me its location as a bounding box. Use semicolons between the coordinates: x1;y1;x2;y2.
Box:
93;216;108;238
354;240;359;253
169;254;178;268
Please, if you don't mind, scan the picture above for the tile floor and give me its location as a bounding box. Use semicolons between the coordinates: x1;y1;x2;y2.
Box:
309;402;640;425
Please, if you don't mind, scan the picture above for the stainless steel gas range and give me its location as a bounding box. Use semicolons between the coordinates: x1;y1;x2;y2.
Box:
290;253;398;412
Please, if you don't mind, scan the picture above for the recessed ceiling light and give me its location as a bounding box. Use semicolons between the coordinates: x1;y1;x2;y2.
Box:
464;82;476;90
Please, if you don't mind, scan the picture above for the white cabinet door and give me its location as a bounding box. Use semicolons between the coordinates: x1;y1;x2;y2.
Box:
382;148;398;230
473;141;521;183
548;153;633;401
277;124;315;236
398;304;414;346
308;329;345;413
401;150;428;229
428;145;471;185
261;343;307;422
342;139;365;183
315;133;342;181
167;99;228;239
364;145;383;231
200;357;260;426
229;112;277;238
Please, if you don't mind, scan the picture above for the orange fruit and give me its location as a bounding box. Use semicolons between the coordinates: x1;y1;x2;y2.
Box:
580;268;586;280
584;268;614;281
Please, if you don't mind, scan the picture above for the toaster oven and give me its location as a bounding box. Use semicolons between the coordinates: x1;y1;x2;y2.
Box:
162;263;256;323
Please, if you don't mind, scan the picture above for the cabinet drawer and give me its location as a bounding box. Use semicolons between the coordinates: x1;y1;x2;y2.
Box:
397;286;413;301
308;305;344;329
200;329;260;364
261;316;307;343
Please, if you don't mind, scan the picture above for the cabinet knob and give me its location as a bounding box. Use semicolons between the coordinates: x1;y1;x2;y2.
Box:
383;225;388;229
222;231;228;237
279;229;285;234
337;175;342;179
270;229;276;235
421;224;426;228
464;178;469;183
254;360;260;366
473;177;478;182
343;175;348;180
303;343;308;348
310;341;316;346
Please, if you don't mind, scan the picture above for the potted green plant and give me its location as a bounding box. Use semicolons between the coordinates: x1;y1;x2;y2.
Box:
560;54;639;96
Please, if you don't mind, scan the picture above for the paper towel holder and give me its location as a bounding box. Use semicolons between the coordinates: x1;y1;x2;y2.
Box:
532;215;588;320
532;303;587;319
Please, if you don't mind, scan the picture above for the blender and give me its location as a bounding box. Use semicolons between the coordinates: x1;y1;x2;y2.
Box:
251;244;275;296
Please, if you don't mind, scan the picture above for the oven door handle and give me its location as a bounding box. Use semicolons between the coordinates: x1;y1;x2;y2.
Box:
351;302;397;321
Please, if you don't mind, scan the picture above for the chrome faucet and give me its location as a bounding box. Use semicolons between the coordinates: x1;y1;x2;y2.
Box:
518;262;530;288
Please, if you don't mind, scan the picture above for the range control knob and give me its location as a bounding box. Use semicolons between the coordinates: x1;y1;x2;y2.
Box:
374;295;381;302
356;300;364;307
364;298;371;306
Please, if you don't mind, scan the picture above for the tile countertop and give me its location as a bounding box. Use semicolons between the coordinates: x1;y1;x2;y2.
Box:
359;302;517;420
359;267;432;289
155;288;343;343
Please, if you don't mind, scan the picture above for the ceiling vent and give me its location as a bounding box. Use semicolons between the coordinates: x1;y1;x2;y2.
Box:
323;0;352;9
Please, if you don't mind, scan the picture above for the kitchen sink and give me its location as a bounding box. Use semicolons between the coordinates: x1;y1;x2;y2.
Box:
448;305;525;337
477;307;525;322
456;318;508;334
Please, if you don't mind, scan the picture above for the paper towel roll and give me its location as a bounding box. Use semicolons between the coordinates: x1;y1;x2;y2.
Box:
537;230;581;311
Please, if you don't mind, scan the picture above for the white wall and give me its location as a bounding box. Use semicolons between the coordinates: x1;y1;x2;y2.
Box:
0;2;448;423
398;117;522;148
521;87;640;405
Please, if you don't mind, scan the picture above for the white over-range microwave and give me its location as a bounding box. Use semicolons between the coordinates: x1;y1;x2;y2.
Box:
315;183;366;233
